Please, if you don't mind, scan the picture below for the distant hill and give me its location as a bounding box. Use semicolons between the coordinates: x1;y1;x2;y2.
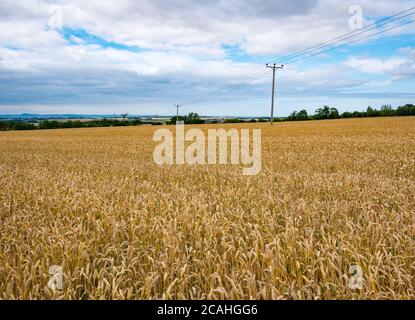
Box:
0;114;164;120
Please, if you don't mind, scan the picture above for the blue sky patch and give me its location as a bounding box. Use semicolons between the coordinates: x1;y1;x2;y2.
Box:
60;28;141;52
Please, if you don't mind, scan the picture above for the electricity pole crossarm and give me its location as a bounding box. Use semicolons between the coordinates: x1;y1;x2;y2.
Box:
266;64;283;125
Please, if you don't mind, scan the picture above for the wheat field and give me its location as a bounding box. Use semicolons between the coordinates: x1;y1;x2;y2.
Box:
0;117;414;299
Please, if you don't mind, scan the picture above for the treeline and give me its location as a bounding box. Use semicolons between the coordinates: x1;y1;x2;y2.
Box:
1;104;414;131
211;104;415;124
0;119;154;131
286;104;415;121
224;118;268;123
168;112;205;124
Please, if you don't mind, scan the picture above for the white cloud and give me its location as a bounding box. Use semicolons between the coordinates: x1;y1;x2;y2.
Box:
2;0;414;55
344;47;415;80
0;0;414;114
344;57;406;73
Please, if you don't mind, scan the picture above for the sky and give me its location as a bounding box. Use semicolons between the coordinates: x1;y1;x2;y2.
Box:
0;0;414;117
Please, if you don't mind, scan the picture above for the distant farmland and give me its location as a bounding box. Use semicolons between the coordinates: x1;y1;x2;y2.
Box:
0;117;414;299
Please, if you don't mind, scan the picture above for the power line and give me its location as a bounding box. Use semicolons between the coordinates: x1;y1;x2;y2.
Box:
211;15;415;97
283;19;415;65
267;6;415;65
214;68;269;97
183;6;415;106
214;7;415;96
181;67;268;106
215;66;266;94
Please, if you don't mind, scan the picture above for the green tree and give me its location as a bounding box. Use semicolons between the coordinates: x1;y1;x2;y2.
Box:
296;109;309;120
286;110;309;121
380;104;394;116
287;111;297;121
224;118;242;123
396;104;415;116
184;113;204;124
169;116;185;124
328;107;339;119
367;106;377;117
341;111;352;118
315;106;331;119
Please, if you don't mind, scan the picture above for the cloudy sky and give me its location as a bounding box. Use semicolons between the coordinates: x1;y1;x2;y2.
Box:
0;0;414;116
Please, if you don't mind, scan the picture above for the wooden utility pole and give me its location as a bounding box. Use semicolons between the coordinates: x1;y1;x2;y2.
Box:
266;64;283;125
174;104;181;121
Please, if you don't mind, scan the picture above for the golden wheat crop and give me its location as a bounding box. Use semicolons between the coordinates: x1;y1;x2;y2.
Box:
0;117;414;299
